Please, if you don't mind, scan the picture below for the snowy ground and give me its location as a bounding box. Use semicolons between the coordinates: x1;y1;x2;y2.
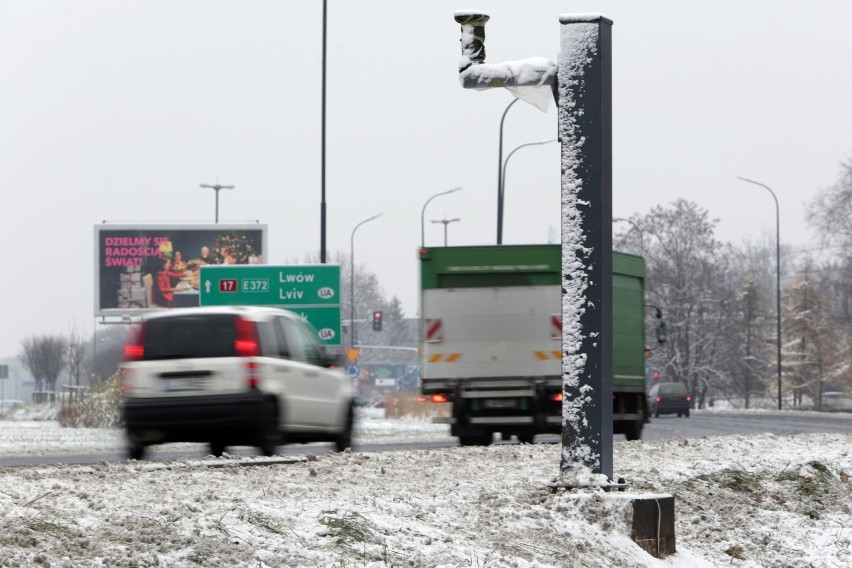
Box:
0;408;850;567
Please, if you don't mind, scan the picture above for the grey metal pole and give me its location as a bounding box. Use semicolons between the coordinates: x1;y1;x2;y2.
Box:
431;218;461;246
737;176;782;410
559;14;614;479
200;183;235;224
420;188;462;247
321;0;327;263
350;214;382;349
497;98;520;244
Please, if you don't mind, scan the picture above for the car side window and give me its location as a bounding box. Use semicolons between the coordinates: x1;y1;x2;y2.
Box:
294;321;325;366
270;317;292;359
277;317;323;365
255;320;278;357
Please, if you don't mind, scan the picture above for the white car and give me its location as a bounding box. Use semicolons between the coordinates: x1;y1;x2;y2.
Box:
120;306;354;460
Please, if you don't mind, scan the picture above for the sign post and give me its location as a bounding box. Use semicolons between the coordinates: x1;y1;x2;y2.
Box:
199;264;342;346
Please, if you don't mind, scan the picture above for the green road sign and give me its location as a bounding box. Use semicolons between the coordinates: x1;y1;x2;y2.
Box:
199;265;340;306
198;264;341;346
288;306;342;344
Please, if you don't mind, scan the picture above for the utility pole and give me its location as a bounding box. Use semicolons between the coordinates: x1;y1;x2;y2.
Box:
200;183;235;223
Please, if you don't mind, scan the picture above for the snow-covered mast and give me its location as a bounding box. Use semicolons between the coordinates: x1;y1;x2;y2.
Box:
454;10;615;483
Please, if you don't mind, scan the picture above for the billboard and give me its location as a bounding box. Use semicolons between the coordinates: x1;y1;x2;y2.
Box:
94;224;268;316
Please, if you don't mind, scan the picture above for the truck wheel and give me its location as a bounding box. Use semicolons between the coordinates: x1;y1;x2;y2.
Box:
517;433;535;444
623;421;642;441
459;433;492;446
333;403;354;452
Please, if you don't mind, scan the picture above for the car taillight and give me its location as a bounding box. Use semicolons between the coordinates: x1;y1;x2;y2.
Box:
686;396;692;402
123;324;146;361
552;392;563;402
234;316;259;357
655;396;662;403
430;393;452;403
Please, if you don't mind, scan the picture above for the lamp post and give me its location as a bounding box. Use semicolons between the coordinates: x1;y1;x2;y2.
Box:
320;0;327;262
737;176;782;410
497;98;520;244
431;218;461;246
500;138;557;235
350;213;382;349
421;187;462;247
200;183;235;223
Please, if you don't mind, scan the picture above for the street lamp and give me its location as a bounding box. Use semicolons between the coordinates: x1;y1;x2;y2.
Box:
421;187;462;247
350;213;382;349
737;176;782;410
500;138;557;235
200;183;235;223
431;218;461;246
497;98;520;244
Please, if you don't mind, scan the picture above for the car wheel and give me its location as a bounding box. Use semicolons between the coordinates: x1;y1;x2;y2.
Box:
127;436;146;460
333;403;354;452
257;398;281;457
684;409;690;418
677;411;682;417
654;410;660;418
459;433;492;446
209;440;226;457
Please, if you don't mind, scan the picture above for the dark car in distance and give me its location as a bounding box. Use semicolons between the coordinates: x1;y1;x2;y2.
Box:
648;382;692;418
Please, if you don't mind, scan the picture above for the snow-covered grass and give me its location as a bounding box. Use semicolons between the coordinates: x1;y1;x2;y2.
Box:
0;408;849;567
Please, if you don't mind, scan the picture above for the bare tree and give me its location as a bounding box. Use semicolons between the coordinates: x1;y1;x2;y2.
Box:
66;323;89;387
784;259;852;409
805;160;852;401
89;326;130;382
20;334;67;399
807;159;852;250
616;199;736;403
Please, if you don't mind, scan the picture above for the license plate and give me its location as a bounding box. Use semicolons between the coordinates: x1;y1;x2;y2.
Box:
161;378;208;392
483;399;519;409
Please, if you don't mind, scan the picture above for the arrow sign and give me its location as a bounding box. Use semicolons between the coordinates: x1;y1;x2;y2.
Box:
204;280;211;294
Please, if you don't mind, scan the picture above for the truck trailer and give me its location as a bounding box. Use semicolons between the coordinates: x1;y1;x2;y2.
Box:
419;244;649;445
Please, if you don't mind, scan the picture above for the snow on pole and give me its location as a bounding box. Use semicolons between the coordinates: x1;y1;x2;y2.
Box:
557;14;614;483
454;10;489;73
452;9;616;485
454;10;557;107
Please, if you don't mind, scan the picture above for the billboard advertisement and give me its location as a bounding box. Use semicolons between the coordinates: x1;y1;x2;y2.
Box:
94;224;267;316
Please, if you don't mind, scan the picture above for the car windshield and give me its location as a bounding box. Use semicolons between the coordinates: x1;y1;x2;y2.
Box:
140;314;237;360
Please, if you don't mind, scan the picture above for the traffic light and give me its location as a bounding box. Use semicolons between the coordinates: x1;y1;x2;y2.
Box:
372;311;383;331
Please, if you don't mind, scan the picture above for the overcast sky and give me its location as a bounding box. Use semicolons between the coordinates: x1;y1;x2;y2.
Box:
2;1;851;357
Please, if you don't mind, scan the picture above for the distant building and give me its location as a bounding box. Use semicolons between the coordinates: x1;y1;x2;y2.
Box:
0;357;35;403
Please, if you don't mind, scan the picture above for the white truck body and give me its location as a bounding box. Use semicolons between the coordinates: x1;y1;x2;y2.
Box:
422;286;561;387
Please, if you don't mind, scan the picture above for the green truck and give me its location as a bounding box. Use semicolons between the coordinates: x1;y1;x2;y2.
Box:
419;244;649;445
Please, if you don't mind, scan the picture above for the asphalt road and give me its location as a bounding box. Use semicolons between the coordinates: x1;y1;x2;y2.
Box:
641;409;852;439
1;410;849;467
